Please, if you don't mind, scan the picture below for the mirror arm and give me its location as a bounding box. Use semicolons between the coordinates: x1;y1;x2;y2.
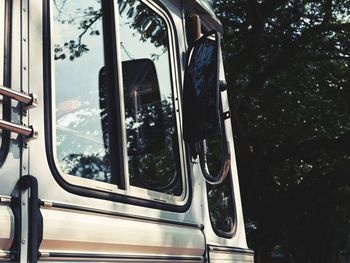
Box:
199;78;231;185
199;139;230;185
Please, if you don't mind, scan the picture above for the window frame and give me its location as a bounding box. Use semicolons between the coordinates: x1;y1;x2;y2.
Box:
0;0;12;167
46;0;190;209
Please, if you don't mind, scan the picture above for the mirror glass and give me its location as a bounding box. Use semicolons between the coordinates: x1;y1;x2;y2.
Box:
183;33;219;143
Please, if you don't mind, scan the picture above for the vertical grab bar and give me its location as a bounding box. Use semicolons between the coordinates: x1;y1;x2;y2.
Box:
18;176;43;263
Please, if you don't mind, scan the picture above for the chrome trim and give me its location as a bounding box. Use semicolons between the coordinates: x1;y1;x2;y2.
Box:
0;85;38;108
40;252;204;262
208;245;254;256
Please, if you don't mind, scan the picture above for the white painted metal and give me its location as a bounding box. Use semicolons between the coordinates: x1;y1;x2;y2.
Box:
40;207;205;259
0;204;14;257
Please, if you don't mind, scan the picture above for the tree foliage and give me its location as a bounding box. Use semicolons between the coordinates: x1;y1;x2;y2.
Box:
214;0;350;261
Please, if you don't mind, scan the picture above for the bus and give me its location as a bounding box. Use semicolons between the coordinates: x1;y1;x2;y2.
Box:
0;0;254;262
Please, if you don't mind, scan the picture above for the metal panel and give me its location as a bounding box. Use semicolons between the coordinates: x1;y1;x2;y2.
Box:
209;251;254;263
40;207;205;260
208;246;254;263
0;204;14;257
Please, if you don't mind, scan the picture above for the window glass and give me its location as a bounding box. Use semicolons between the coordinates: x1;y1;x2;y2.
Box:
53;0;112;183
206;121;235;235
119;1;182;195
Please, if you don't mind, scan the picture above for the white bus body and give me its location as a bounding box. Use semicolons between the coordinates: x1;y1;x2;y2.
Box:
0;0;254;262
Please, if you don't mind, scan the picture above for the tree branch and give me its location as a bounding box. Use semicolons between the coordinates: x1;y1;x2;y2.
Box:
76;12;102;50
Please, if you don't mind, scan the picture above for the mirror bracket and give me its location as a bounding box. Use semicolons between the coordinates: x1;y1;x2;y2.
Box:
223;111;231;120
219;80;228;91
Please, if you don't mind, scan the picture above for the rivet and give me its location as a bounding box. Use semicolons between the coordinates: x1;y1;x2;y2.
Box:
21;239;26;244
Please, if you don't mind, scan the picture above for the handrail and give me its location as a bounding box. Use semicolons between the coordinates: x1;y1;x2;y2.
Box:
18;176;42;263
0;85;38;109
0;85;38;139
0;120;37;139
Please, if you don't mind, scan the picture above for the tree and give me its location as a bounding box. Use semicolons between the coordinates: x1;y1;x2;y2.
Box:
213;0;350;261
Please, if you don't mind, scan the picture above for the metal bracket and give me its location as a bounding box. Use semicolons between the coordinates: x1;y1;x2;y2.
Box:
219;80;227;91
223;111;231;120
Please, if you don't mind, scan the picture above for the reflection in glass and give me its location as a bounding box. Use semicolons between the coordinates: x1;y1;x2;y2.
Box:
183;37;218;142
53;0;111;183
207;175;235;234
119;0;182;195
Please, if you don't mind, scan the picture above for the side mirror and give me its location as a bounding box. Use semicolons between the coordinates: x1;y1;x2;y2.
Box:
183;31;230;185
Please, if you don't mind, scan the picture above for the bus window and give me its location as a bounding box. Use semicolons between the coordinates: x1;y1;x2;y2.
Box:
206;117;235;236
52;0;184;201
53;0;113;183
119;0;182;196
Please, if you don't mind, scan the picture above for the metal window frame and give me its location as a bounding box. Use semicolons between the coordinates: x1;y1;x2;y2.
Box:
45;0;191;211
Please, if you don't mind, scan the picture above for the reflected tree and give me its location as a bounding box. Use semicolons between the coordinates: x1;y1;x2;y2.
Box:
126;99;181;194
62;153;111;182
53;0;168;61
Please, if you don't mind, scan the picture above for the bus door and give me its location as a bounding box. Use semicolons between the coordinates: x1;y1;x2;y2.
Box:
24;0;206;262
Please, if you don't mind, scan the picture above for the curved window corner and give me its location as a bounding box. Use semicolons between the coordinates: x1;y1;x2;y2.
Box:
51;0;186;206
